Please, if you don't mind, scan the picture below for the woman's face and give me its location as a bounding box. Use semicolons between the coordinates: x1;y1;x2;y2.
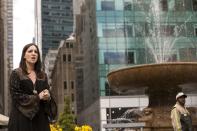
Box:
24;45;38;65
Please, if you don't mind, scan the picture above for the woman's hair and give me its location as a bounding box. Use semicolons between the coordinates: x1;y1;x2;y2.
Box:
19;43;44;79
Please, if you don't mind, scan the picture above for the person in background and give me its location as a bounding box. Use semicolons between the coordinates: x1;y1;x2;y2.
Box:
171;92;192;131
8;43;56;131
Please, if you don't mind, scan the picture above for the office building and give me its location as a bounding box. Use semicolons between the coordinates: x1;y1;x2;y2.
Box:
35;0;73;59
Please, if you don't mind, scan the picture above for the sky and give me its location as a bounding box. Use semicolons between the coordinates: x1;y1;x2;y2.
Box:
13;0;35;68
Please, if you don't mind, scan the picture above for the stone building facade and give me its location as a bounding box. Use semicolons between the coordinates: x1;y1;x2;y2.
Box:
74;0;100;129
0;0;9;115
51;34;83;117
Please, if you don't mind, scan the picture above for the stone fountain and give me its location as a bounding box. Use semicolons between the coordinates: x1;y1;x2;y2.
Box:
107;62;197;130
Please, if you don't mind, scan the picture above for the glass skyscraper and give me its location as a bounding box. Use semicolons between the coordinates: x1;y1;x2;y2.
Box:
96;0;197;97
76;0;197;130
35;0;73;59
95;1;197;130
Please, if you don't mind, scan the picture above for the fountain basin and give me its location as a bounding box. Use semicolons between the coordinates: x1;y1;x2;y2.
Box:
107;62;197;94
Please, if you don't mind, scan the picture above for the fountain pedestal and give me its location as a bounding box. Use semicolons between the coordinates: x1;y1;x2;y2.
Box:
137;106;197;131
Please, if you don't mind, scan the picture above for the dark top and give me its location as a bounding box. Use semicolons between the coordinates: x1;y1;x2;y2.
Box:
8;68;51;131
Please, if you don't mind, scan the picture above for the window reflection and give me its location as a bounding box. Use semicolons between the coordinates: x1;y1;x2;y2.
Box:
104;52;125;64
179;48;197;61
101;1;115;11
124;2;132;11
102;24;133;37
124;24;133;37
133;2;150;12
194;26;197;36
193;0;197;11
175;0;185;11
103;29;116;37
185;0;192;10
135;23;146;37
159;25;175;36
160;0;168;11
104;51;135;64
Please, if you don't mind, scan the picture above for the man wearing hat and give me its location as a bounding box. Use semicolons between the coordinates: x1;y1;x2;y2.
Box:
171;92;192;131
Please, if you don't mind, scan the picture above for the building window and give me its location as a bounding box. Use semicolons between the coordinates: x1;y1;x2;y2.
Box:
43;11;50;15
63;54;66;62
161;25;175;36
193;0;197;11
62;0;69;2
103;29;116;37
175;0;185;11
104;52;125;64
104;51;135;64
103;24;133;37
52;40;59;43
127;52;135;64
160;0;168;11
124;2;132;11
70;43;73;48
51;5;61;10
71;81;74;89
179;48;197;61
51;0;60;2
184;0;192;10
64;81;67;89
154;25;175;37
135;23;146;37
66;42;73;48
116;28;125;37
71;93;74;102
42;5;49;9
167;54;177;62
125;24;133;37
68;54;72;62
66;42;69;48
194;26;197;36
101;1;115;11
134;2;150;12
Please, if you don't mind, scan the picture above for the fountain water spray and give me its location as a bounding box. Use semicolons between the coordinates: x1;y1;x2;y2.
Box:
133;0;193;63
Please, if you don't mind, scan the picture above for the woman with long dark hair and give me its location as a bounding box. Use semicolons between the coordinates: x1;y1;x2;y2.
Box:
8;43;57;131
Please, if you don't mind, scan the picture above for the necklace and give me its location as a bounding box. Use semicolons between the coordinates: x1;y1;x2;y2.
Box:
28;71;37;94
33;84;38;94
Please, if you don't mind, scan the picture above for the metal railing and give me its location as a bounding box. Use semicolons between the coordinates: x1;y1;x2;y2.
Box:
103;122;145;131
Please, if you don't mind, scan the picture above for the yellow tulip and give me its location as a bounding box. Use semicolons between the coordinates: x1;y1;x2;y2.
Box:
50;123;63;131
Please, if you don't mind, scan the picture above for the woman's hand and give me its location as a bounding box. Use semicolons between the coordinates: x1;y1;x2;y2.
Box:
39;89;50;101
